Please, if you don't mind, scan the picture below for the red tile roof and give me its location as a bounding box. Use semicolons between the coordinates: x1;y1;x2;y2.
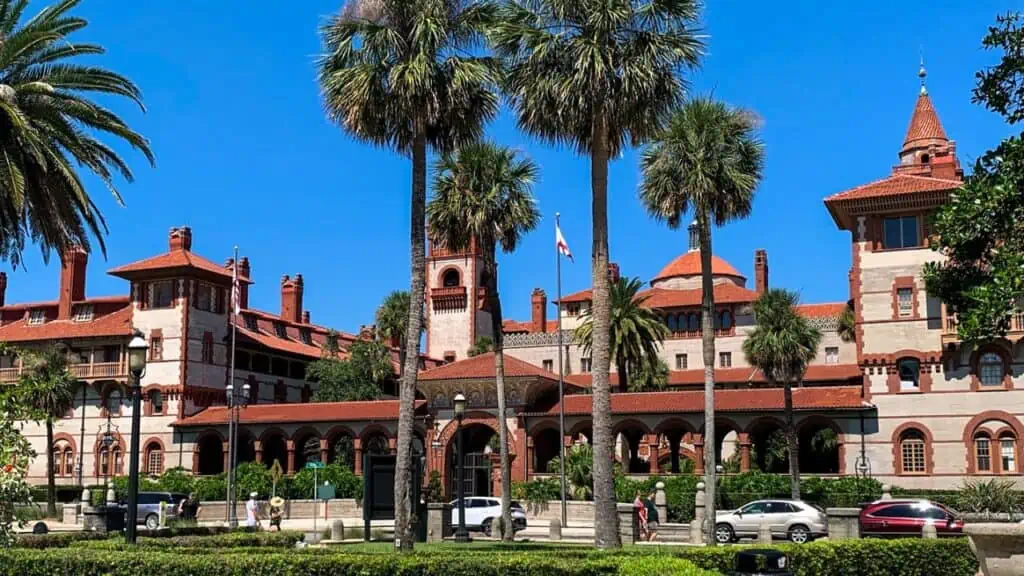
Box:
502;319;560;334
540;386;868;416
903;94;947;147
824;173;961;203
640;284;759;309
236;325;332;360
419;351;559;381
564;364;862;388
555;289;593;304
0;303;133;342
653;252;744;282
109;249;252;283
795;302;846;318
174;399;422;426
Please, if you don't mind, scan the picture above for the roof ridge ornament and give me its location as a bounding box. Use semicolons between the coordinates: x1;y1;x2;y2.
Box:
918;53;927;96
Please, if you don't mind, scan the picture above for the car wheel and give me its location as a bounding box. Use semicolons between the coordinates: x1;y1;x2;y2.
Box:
714;523;734;544
481;518;493;537
145;514;159;530
788;524;810;544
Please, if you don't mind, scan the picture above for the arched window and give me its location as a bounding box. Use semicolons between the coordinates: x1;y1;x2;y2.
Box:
920;153;930;164
1000;434;1017;474
899;429;926;474
979;353;1004;387
975;434;992;472
688;313;699;332
64;447;74;478
145;442;164;476
149;390;164;415
897;358;920;390
720;310;732;330
99;445;122;477
53;441;75;477
667;314;678;332
442;269;460;288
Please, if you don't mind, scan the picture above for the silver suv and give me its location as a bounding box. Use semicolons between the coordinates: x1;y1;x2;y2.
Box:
715;499;827;544
128;492;186;529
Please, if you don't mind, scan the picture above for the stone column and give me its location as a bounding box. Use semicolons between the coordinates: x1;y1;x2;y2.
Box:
286;440;296;474
388;437;397;455
655;481;667;524
691;481;706;545
738;433;751;473
881;484;892;500
427;502;451;543
353;439;363;475
320;439;329;465
526;436;534;478
647;434;660;474
616;503;636;544
694;435;705;475
826;507;861;540
254;441;263;464
222;442;230;472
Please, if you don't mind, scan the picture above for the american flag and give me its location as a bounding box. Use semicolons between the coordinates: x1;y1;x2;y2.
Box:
556;223;573;263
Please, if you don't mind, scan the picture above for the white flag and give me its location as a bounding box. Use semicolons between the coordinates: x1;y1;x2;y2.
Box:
232;261;241;315
556;223;573;263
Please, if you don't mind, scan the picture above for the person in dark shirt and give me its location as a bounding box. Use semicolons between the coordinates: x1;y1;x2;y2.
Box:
644;490;659;541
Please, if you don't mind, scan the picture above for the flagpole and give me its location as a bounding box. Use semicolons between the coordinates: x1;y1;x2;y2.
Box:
555;213;567;529
226;245;239;526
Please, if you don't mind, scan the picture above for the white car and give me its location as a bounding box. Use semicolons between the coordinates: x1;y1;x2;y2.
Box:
449;497;528;536
715;499;828;544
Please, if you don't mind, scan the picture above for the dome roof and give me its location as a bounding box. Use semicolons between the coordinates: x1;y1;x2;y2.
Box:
652;251;744;283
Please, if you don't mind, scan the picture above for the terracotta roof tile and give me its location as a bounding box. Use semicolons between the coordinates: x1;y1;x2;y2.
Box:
419;352;559;381
653;252;744;282
555;289;593;304
109;250;252;283
502;319;561;334
795;302;847;318
0;303;133;342
825;173;961;203
903;94;947;147
174;399;424;426
564;364;862;388
540;386;868;416
640;285;758;308
236;325;331;360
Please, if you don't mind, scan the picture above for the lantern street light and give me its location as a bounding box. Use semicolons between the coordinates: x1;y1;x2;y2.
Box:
453;393;470;543
225;381;252;527
125;331;148;544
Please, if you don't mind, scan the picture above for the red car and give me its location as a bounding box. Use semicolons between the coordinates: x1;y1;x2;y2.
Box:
859;500;964;538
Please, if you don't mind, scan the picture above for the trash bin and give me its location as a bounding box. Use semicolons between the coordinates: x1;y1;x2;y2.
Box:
104;505;126;533
733;548;792;576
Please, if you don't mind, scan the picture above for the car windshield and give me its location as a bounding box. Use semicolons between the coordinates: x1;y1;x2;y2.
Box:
511;501;524;510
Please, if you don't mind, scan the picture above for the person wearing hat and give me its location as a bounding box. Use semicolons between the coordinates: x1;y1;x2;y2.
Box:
269;496;284;531
245;492;262;528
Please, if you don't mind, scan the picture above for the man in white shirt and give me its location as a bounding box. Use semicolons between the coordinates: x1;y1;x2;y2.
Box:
245;492;260;528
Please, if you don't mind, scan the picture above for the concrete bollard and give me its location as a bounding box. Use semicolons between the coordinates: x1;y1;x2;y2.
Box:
549;518;562;541
331;519;345;541
758;517;773;544
655;481;667;525
693;482;706;545
922;522;937;539
881;484;892;501
690;519;703;545
106;487;115;505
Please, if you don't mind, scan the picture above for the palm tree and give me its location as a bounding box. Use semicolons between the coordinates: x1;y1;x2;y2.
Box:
427;141;539;541
629;356;669;392
574;277;668;392
742;289;822;498
375;291;412;366
318;0;499;550
0;0;154;267
838;301;856;343
493;4;702;546
466;335;494;357
639;97;765;544
21;347;76;517
547;443;593;501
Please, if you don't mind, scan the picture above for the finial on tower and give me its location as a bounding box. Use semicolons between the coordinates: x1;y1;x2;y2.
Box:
918;53;928;95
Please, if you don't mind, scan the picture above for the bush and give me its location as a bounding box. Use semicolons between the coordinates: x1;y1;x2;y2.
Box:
157;468;195;496
949;478;1022;514
72;531;304;550
14;531;110;549
512;477;561;510
286;463;362;501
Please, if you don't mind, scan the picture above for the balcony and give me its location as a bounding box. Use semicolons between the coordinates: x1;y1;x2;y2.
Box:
0;361;127;384
942;309;1024;345
430;286;468;312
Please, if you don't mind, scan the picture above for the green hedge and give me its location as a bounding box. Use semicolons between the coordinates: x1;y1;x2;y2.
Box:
70;531;304;550
0;549;713;576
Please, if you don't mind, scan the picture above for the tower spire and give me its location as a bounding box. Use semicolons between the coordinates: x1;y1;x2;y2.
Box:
918;54;927;95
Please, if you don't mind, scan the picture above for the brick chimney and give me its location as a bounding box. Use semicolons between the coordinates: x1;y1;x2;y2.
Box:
58;247;88;320
169;226;192;251
280;274;303;323
301;310;310;324
754;249;768;295
531;288;547;333
0;272;7;307
608;262;620;283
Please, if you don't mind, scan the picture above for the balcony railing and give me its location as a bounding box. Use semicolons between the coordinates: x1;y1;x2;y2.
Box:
943;309;1024;340
0;361;126;383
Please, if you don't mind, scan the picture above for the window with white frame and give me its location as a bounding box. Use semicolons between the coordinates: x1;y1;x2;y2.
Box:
580;358;592;373
566;303;581;317
676;354;688;370
27;309;46;325
72;304;93;322
825;346;839;364
897;358;920;390
542;359;553;372
900;429;926;474
976;436;992;472
719;352;732;368
897;288;913;317
1001;436;1016;473
979;352;1004;387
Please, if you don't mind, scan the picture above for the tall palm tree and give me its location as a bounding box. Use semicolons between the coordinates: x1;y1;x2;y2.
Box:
742;289;822;498
427;141;539;541
0;0;154;267
639;97;764;544
492;1;703;548
574;276;668;392
21;347;76;517
838;301;856;343
318;0;500;550
375;290;413;367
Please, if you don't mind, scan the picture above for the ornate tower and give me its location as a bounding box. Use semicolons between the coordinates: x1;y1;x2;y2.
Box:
425;236;491;362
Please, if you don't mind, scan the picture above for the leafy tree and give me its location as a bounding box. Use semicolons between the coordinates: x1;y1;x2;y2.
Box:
427;140;540;541
639;97;764;542
310;340;394;402
375;291;415;366
20;347;77;517
974;12;1024;124
742;289;822;498
629;356;669;392
574;276;668;392
318;0;499;549
466;335;494;358
493;0;703;548
546;443;594;501
0;0;154;267
0;372;37;546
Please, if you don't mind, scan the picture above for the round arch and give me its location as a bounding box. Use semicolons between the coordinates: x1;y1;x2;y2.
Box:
194;430;224;476
962;410;1024;474
259;427;289;471
292;426;322;469
797;415;843;474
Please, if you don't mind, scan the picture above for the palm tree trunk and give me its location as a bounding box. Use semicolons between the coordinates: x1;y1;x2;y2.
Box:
394;129;428;552
698;212;717;545
485;253;514;541
46;419;56;518
785;376;800;499
589;110;619;549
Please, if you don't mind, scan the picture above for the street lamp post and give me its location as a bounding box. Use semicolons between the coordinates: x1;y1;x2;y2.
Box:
453;393;470;543
125;331;148;544
226;382;251;527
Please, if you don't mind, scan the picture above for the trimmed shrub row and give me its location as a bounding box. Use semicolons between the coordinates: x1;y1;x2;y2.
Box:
69;531;304;550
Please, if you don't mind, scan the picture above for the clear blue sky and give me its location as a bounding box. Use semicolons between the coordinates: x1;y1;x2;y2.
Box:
3;0;1016;332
